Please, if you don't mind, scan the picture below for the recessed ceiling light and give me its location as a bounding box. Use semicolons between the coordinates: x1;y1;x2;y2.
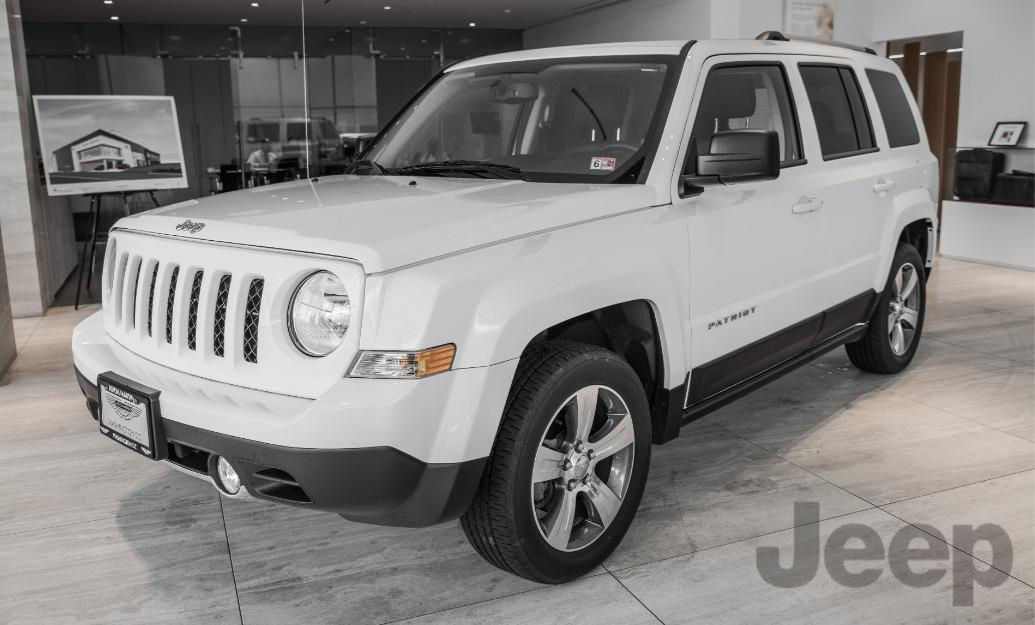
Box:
383;5;391;9
240;17;248;22
888;53;904;59
468;21;476;27
504;8;512;13
110;15;119;20
359;20;367;24
250;2;259;6
103;0;113;4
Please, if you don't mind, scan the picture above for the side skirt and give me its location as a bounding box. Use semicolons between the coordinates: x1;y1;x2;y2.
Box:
680;322;869;426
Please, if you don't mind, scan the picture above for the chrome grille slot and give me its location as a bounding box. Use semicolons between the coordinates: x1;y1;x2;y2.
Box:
243;278;264;364
105;239;118;294
213;274;232;357
111;253;129;325
124;256;143;329
166;266;180;344
146;264;159;337
187;270;204;351
101;230;363;398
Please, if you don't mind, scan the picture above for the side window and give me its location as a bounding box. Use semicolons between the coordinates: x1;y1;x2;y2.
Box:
688;64;802;168
866;69;921;148
799;64;876;159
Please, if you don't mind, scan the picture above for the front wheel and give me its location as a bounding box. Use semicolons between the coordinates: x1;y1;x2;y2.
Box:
846;243;927;373
460;341;651;583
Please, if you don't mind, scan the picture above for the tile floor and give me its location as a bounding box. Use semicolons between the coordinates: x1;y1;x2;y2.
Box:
1;258;1032;625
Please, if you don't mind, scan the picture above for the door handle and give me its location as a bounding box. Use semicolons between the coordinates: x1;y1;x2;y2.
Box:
791;197;823;214
873;178;896;193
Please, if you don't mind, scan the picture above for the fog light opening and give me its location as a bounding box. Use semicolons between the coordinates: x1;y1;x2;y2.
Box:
215;456;242;495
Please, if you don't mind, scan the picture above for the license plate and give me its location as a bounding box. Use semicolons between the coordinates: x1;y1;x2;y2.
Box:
98;372;165;460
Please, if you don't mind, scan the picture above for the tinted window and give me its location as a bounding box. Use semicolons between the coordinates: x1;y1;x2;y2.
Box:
246;122;278;143
866;69;921;148
799;65;876;158
690;64;802;165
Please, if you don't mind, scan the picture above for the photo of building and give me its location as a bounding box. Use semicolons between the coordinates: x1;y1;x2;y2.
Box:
51;129;161;173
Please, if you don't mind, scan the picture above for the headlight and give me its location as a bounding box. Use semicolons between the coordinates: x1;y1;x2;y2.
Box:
288;271;351;357
350;344;456;379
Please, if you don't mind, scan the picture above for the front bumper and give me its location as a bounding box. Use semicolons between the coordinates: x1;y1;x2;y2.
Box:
72;312;518;527
77;368;486;527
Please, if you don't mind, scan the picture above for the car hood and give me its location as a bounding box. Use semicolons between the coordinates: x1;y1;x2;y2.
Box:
117;175;658;273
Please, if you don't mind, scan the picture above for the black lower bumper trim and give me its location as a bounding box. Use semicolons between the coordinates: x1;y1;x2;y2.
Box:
75;367;486;527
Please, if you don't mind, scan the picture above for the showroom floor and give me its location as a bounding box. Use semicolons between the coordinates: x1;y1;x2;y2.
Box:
1;257;1032;625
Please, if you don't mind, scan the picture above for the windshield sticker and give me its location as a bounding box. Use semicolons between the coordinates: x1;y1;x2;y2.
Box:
590;156;617;172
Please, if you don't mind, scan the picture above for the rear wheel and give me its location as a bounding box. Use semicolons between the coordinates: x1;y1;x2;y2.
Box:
846;243;926;373
460;341;651;583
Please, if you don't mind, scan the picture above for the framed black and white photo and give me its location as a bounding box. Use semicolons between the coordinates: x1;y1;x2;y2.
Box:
988;121;1027;147
32;95;188;196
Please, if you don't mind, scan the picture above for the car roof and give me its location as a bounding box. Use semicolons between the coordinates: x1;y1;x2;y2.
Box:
447;38;893;72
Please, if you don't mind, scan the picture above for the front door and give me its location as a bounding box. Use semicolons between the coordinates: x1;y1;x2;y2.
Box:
672;56;826;405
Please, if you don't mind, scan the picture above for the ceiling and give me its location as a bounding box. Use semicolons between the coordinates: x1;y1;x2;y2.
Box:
16;0;619;29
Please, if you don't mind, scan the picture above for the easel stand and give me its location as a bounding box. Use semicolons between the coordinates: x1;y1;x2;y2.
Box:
74;190;160;310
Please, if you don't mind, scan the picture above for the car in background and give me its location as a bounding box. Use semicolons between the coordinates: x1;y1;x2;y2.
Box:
243;117;345;175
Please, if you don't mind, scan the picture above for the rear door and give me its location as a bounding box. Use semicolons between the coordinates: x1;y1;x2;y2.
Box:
673;56;827;405
792;59;888;336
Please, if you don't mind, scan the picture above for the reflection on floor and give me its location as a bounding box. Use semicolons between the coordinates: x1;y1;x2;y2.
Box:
1;257;1032;625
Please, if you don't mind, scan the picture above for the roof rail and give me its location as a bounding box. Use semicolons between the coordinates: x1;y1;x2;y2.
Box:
755;30;877;56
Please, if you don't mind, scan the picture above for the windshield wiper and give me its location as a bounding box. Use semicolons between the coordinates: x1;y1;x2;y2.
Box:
395;160;524;180
346;159;388;175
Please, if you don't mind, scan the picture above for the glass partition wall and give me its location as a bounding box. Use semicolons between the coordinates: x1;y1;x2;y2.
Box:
24;18;521;201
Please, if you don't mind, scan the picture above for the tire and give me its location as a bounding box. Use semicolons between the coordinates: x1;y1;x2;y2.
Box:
845;243;926;373
460;340;651;584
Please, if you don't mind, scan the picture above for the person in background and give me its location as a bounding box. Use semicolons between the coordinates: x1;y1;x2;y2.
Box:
247;139;279;170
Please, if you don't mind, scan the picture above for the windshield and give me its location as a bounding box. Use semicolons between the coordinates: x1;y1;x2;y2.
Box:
361;56;677;183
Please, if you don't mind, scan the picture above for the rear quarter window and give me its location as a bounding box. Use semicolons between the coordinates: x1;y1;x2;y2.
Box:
866;69;921;148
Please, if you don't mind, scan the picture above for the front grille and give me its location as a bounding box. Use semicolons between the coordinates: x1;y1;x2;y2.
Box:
108;250;266;363
243;279;264;364
213;274;232;357
187;270;204;351
166;266;179;344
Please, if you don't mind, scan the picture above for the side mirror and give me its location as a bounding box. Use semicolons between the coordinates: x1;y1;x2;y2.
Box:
681;129;780;188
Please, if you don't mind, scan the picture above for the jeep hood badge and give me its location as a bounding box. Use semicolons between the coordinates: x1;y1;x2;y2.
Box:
175;219;206;234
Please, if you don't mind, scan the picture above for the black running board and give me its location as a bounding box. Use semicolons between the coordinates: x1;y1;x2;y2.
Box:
681;322;869;426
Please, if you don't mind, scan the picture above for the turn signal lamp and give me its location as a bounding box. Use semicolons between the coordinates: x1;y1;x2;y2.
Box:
350;344;456;379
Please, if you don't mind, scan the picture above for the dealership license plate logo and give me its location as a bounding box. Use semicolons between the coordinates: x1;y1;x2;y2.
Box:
99;381;152;456
590;156;617;171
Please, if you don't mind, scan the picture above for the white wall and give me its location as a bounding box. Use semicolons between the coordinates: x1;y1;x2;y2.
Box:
872;0;1034;150
527;0;878;50
524;0;712;48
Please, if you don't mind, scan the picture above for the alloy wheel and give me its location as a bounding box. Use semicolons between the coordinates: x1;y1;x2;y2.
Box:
888;262;921;356
530;385;636;552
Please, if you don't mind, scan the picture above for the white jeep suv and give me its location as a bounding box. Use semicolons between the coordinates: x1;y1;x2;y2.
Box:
73;34;937;584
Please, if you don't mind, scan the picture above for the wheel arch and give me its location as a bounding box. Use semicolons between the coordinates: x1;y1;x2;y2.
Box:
520;299;684;444
899;217;935;278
